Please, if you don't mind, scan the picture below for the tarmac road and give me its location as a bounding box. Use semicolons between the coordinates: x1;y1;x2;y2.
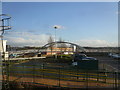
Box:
93;55;120;71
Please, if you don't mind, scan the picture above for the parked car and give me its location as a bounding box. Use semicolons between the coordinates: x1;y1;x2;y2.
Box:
72;53;96;63
108;53;120;59
73;53;97;61
112;54;120;59
72;53;97;66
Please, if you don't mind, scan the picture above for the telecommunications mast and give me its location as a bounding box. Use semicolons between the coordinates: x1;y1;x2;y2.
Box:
0;14;11;89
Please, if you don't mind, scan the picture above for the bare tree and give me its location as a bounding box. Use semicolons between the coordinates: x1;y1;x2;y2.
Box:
48;36;54;55
60;38;67;51
58;38;67;58
58;38;63;55
70;44;74;53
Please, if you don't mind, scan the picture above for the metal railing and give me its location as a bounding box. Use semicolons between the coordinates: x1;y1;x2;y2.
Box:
5;60;120;89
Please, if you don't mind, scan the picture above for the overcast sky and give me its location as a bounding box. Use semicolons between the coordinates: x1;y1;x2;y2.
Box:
2;2;118;47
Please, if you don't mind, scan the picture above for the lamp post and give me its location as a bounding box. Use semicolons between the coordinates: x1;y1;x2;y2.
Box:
54;25;61;87
53;25;58;59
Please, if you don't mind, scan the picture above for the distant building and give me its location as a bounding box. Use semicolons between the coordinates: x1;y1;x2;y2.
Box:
84;47;118;53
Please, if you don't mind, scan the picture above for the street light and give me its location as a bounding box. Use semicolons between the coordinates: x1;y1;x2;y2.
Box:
54;25;61;87
53;25;58;59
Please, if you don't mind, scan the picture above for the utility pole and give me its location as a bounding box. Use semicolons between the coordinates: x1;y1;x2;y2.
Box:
0;14;11;90
0;51;2;90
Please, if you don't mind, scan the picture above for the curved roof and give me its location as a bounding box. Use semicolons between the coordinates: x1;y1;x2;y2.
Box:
42;41;86;52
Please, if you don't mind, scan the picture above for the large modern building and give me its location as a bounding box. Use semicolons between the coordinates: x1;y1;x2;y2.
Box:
46;47;74;55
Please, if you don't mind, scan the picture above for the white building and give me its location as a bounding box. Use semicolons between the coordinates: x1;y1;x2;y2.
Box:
0;40;7;52
0;40;8;59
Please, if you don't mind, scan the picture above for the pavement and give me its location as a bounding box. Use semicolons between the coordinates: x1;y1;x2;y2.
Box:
3;57;46;61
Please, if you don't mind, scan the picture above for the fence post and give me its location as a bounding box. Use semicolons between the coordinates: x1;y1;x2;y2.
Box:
114;72;118;90
77;66;79;80
42;63;44;78
0;52;2;90
86;71;88;89
104;70;107;83
33;63;35;83
103;64;107;83
113;71;115;89
96;70;100;87
58;65;60;87
118;72;120;90
97;70;99;82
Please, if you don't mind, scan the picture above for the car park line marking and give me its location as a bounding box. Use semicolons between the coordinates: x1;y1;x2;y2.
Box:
105;64;119;72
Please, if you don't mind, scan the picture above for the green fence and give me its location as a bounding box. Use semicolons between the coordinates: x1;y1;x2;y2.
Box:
8;63;120;89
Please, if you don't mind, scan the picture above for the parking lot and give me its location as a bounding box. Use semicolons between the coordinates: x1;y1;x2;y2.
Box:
92;55;119;71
